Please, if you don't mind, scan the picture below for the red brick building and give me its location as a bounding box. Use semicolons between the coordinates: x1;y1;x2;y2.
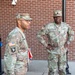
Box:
0;0;75;60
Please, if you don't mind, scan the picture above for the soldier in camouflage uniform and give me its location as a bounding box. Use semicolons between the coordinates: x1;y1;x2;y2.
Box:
4;13;32;75
37;10;74;75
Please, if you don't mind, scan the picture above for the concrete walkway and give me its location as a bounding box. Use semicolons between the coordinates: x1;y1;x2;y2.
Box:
1;60;75;75
26;60;75;75
26;60;48;75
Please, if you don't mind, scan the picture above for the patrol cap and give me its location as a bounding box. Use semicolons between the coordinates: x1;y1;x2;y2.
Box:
53;10;62;17
16;13;32;21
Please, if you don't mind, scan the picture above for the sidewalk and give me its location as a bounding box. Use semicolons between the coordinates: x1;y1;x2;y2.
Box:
26;60;48;75
1;60;75;75
26;60;75;75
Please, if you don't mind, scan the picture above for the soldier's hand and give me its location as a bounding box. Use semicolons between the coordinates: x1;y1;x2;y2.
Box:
46;44;54;50
53;43;58;47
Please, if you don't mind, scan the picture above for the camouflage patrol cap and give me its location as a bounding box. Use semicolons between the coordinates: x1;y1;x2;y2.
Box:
16;13;32;20
53;10;62;17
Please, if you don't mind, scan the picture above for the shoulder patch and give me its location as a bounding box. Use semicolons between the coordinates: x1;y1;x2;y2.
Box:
8;42;18;54
11;47;16;52
9;42;15;46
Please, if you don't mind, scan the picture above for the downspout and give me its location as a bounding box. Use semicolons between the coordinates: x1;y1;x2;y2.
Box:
62;0;66;22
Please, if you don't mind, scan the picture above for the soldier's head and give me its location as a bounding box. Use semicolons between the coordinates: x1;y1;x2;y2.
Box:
53;10;62;24
16;13;32;32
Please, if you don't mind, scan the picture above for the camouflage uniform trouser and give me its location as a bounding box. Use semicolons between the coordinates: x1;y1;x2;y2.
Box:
4;61;27;75
48;49;66;75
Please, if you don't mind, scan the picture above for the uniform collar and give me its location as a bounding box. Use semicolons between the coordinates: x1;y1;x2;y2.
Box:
16;27;25;38
54;22;62;28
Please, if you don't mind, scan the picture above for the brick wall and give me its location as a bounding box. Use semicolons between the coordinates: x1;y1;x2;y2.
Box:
66;0;75;61
0;0;75;60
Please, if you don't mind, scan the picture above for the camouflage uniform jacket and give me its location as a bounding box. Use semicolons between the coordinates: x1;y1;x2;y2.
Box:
4;27;29;73
37;22;74;53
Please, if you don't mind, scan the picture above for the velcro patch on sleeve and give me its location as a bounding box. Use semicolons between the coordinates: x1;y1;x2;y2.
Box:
9;42;15;46
11;47;16;52
8;42;18;54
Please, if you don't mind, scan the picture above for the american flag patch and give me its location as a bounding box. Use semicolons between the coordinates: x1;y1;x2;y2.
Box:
8;42;15;46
